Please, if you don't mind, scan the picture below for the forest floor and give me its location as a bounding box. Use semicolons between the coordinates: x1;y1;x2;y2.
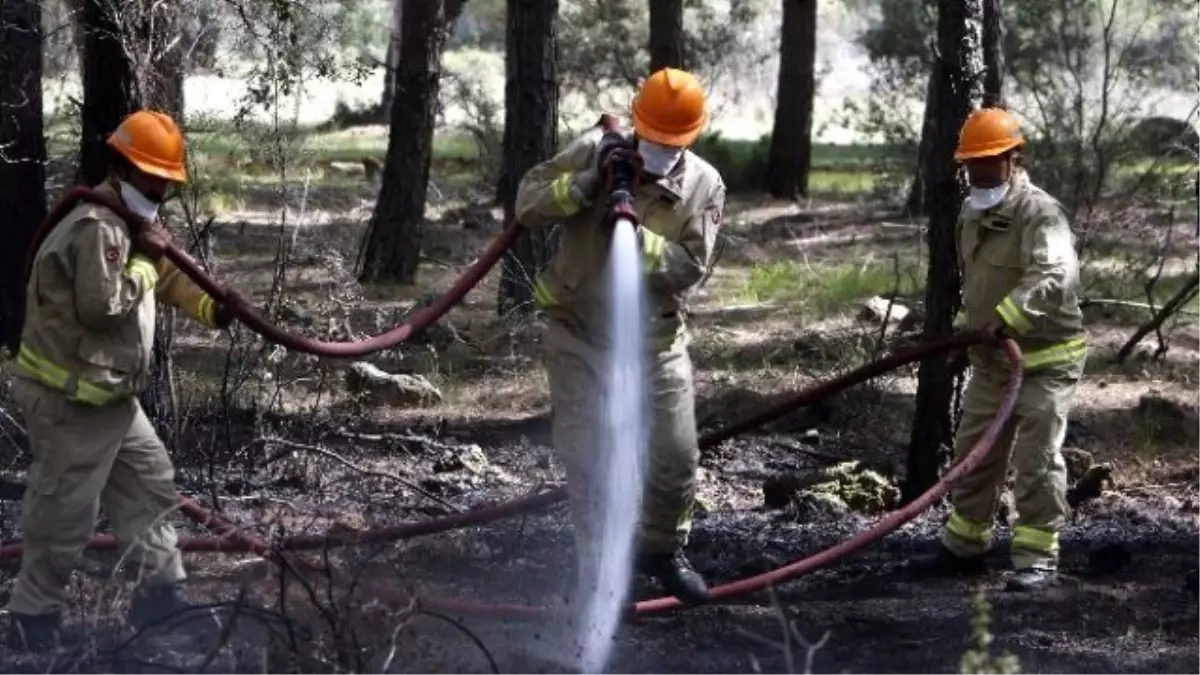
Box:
0;151;1196;673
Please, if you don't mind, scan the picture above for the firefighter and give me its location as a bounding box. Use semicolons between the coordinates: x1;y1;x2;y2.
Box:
933;107;1087;591
514;68;726;604
7;110;243;648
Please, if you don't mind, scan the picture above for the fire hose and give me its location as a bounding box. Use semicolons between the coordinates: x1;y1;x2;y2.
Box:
13;116;1024;619
0;334;1021;620
24;114;627;359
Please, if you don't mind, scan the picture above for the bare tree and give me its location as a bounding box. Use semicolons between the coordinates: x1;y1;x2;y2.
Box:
77;0;186;184
981;0;1003;105
77;0;140;185
358;0;453;283
904;0;983;501
649;0;685;71
765;0;818;199
379;0;469;123
379;0;404;121
76;0;188;437
0;0;48;354
497;0;560;314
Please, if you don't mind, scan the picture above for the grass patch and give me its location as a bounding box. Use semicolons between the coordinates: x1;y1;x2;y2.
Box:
738;257;922;314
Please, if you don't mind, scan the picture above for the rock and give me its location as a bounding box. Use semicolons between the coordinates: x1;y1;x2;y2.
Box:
763;461;899;514
787;491;850;520
346;362;443;406
856;296;910;326
1061;447;1094;483
762;470;832;509
813;461;900;514
1066;464;1113;508
433;445;489;474
897;307;925;333
1133;392;1199;445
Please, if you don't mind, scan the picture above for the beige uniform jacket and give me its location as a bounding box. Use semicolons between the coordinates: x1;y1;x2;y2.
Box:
958;171;1087;373
17;180;221;403
515;125;726;346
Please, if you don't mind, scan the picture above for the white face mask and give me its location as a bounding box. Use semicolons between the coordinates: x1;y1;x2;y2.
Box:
967;183;1010;211
119;181;161;222
638;139;684;177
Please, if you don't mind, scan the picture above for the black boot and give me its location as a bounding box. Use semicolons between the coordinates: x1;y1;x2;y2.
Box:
638;550;711;605
911;545;990;578
7;612;83;651
130;583;214;634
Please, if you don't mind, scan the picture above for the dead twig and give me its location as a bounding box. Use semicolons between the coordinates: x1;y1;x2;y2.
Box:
333;429;462;453
261;436;461;512
1082;297;1200;316
1117;270;1200;363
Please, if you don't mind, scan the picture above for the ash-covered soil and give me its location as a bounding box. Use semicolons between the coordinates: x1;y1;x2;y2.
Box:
0;414;1194;674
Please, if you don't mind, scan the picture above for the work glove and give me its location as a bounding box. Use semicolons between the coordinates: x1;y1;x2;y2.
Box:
213;289;250;329
136;225;174;261
981;316;1013;343
572;132;636;206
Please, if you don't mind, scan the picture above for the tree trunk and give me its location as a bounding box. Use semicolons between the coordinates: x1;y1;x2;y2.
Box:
649;0;686;71
380;0;468;123
0;0;48;354
77;0;140;186
78;0;186;437
981;0;1004;106
141;3;185;120
904;0;983;502
765;0;818;200
359;0;450;284
906;71;937;217
497;0;560;314
379;0;403;122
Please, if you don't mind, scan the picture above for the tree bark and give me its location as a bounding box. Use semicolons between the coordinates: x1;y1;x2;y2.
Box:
77;0;140;186
649;0;686;71
379;0;403;122
497;0;560;314
359;0;450;284
906;71;937;217
765;0;818;199
0;0;48;355
981;0;1004;106
78;0;186;436
380;0;468;123
904;0;983;502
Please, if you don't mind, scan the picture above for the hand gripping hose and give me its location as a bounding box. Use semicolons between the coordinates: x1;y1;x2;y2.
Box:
26;114;624;358
0;333;1020;620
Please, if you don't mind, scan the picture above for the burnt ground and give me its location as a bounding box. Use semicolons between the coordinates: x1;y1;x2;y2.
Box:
0;196;1195;673
0;411;1193;675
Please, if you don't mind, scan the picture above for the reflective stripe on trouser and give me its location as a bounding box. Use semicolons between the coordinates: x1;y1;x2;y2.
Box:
543;319;699;559
940;367;1077;570
6;379;186;615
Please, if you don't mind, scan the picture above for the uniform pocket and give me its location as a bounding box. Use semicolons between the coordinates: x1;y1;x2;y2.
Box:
78;332;139;374
983;237;1024;270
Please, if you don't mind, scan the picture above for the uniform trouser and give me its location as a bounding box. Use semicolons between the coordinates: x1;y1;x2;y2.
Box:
940;365;1079;570
543;319;699;559
7;379;186;616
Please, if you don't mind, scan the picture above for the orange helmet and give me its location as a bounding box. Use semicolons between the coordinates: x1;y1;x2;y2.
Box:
107;110;188;183
631;68;709;147
955;108;1024;161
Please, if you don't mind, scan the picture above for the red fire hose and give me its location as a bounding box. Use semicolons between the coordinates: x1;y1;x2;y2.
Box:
25;114;625;358
0;333;1020;620
14;123;1023;618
